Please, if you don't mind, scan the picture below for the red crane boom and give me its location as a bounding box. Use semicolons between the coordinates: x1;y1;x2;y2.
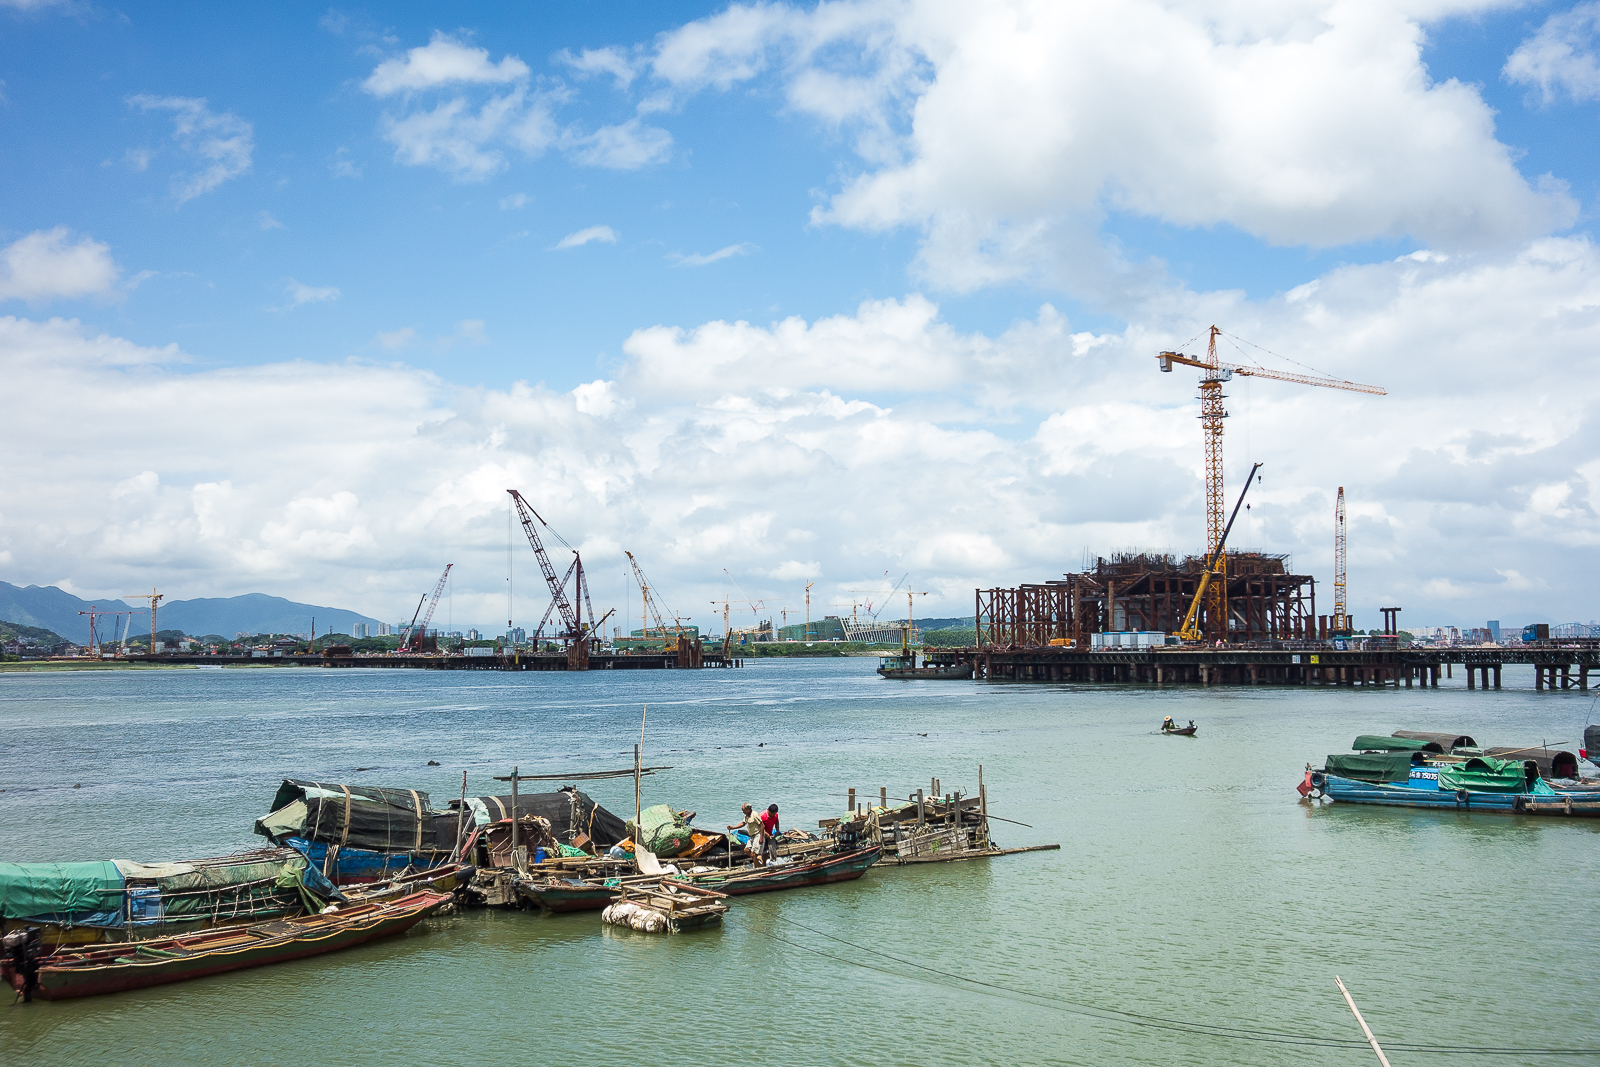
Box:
400;564;452;651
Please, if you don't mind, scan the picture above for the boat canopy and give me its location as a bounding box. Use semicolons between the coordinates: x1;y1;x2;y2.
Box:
1393;730;1479;750
0;849;338;923
452;787;627;848
1437;757;1541;794
255;780;458;854
1353;735;1444;753
1484;747;1579;780
1325;752;1424;783
0;861;122;920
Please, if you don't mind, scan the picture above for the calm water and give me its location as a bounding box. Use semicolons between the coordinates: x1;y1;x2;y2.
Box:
1;659;1596;1066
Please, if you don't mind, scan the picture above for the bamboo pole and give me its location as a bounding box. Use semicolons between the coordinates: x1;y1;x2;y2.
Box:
1336;976;1393;1067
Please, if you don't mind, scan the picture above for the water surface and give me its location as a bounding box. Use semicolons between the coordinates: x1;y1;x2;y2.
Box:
1;660;1595;1065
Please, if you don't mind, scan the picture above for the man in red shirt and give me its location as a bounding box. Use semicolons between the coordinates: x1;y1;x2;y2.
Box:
758;804;780;864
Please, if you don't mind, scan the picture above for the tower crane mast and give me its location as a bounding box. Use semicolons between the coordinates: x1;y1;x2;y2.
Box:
1158;326;1384;642
1333;487;1348;634
400;564;452;652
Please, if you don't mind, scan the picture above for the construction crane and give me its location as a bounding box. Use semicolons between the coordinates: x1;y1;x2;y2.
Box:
78;607;137;655
1177;463;1262;642
123;588;163;653
626;551;685;644
804;580;815;641
1333;486;1348;634
507;489;589;649
1158;326;1384;641
400;564;453;652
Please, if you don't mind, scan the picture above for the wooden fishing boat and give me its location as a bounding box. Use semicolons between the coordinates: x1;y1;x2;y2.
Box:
1162;723;1198;736
513;876;618;913
877;662;974;680
339;862;474;905
682;845;882;895
3;890;451;1001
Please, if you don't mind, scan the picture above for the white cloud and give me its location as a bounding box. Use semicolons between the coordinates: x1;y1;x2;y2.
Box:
364;32;530;96
257;211;283;230
282;279;340;309
0;228;121;302
669;242;755;267
647;1;1576;297
554;225;619;250
378;86;558;181
127;95;254;203
330;147;362;179
1505;2;1600;104
376;326;415;350
123;147;152;172
559;46;643;90
6;236;1600;626
499;192;529;209
564;117;672;169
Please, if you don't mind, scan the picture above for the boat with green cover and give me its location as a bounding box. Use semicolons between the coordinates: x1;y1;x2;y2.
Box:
3;889;450;1000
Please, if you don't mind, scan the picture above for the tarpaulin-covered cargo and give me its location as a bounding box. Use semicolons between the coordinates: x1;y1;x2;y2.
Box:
1393;730;1478;751
1437;757;1542;794
1353;735;1444;753
0;861;123;921
1584;725;1600;763
453;788;627;848
0;849;340;948
1485;747;1579;780
626;804;694;857
1325;752;1425;783
254;780;460;854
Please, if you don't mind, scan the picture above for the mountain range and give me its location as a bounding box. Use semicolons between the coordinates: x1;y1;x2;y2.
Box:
0;582;384;645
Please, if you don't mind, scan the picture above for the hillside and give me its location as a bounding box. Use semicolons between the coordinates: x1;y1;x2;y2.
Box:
0;582;383;643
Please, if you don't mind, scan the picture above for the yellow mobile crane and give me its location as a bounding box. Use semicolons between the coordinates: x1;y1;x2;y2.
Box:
1159;326;1383;641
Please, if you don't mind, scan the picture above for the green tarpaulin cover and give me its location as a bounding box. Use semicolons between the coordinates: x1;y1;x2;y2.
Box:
1438;757;1535;793
1326;752;1419;782
1353;735;1436;752
0;861;123;919
626;804;694;858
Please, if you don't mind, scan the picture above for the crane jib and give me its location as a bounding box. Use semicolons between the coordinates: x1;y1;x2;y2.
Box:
508;489;581;638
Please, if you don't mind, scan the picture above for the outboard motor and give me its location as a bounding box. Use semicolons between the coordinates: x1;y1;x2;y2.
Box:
3;928;43;1002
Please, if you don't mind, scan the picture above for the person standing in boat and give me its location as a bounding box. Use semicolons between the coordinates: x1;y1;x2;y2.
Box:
760;804;781;864
727;803;764;862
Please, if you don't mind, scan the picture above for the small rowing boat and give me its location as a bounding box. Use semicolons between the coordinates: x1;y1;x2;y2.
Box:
514;876;619;913
3;889;450;1001
1161;720;1197;736
682;845;882;896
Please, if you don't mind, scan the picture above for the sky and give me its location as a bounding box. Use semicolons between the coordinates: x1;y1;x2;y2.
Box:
3;0;1600;635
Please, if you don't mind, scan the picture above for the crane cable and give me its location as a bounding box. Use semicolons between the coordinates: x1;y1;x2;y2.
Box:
733;909;1600;1057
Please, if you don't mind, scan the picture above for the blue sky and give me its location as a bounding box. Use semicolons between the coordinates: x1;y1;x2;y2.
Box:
4;0;1600;632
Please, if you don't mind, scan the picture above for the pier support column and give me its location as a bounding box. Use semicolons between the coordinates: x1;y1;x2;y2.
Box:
1446;662;1452;679
1536;666;1545;691
1581;666;1589;692
1405;667;1413;688
1467;666;1475;690
1493;665;1501;690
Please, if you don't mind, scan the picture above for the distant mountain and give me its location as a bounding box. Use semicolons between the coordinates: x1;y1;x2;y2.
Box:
0;583;122;644
0;582;383;643
158;593;382;639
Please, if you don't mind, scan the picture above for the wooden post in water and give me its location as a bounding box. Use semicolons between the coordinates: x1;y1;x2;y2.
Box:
1335;976;1392;1067
454;771;467;860
847;788;855;814
510;765;520;857
978;764;989;849
880;786;887;810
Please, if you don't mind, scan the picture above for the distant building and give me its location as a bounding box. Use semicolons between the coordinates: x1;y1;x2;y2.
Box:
506;627;525;644
1486;620;1501;643
352;622;371;638
628;625;701;640
378;622;391;636
777;616;847;642
467;628;480;641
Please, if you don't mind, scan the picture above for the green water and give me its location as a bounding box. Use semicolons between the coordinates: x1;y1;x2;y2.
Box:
1;659;1596;1065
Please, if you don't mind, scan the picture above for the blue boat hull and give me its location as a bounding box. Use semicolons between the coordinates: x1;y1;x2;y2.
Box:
1318;775;1600;816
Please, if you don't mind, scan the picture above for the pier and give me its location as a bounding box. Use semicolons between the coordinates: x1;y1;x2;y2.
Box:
924;645;1600;690
124;649;744;670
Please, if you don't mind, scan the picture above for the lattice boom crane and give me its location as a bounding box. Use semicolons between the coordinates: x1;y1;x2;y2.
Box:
1158;325;1384;642
507;489;584;642
400;564;452;651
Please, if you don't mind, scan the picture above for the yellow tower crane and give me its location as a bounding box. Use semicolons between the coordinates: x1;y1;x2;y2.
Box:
1158;326;1384;642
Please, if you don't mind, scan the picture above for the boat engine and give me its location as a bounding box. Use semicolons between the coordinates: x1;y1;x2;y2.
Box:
3;927;43;1002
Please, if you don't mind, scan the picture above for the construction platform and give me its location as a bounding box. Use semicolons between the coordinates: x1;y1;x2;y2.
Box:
924;645;1600;690
123;650;743;670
